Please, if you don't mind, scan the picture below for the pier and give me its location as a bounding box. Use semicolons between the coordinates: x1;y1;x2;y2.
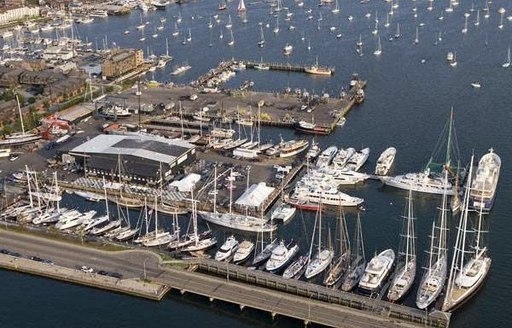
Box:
245;60;334;74
0;228;451;328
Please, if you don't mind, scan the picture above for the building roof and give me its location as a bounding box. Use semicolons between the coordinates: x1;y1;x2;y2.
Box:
71;134;194;164
235;182;275;208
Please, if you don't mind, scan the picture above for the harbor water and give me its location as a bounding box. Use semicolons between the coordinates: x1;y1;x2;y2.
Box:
1;0;512;326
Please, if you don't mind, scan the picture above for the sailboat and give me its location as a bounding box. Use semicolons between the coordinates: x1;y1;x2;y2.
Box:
237;0;246;12
304;199;333;279
387;189;417;302
450;51;458;67
198;168;276;232
273;16;279;34
413;26;419;45
142;197;173;247
324;204;350;287
172;22;179;36
341;212;366;291
228;29;234;46
474;10;480;26
218;0;227;10
381;109;462;195
183;190;217;252
442;155;491;312
416;171;450;309
331;0;340;14
502;46;511;68
0;95;41;146
258;25;265;47
394;23;401;39
462;15;468;34
225;15;233;29
373;35;382;56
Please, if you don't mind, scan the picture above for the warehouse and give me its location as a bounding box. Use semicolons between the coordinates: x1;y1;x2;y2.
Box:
68;134;196;185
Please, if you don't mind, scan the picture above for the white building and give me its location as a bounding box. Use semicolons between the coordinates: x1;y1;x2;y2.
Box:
0;7;40;25
235;182;275;211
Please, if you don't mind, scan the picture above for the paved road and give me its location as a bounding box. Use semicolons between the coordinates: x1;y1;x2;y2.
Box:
0;229;163;279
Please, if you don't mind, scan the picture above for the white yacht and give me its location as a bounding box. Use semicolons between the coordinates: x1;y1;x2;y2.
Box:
332;147;355;169
316;146;338;168
233;240;255;263
270;202;296;223
375;147;397;176
468;148;501;211
306;139;321;160
215;235;240;261
265;241;299;272
345;147;370;171
278;139;309;158
358;249;395;293
290;184;364;207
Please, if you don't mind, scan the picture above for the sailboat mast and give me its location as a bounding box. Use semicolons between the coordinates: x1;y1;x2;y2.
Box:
213;166;217;213
15;94;25;135
103;177;109;217
445;108;454;167
229;168;233;214
308;205;319;258
318;197;322;253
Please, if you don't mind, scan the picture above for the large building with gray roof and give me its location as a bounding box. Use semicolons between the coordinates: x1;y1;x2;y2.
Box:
68;134;196;185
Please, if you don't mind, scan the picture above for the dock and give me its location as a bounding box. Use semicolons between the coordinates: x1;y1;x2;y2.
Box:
245;60;334;74
0;228;451;328
260;162;305;214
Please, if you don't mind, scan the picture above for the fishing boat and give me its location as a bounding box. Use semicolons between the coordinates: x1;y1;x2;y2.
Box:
304;56;333;75
381;109;462;195
324;205;350;287
215;235;240;261
468;148;501;212
387;190;417;302
295;120;332;135
233;240;255;263
341;212;366;291
305;200;333;279
375;147;397;175
265;240;299;272
416;171;450;309
442;155;491;312
315;146;338;168
345;147;370;171
358;249;395;293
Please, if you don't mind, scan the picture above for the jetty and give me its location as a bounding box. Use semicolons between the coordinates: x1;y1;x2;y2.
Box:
245;60;334;74
0;228;451;328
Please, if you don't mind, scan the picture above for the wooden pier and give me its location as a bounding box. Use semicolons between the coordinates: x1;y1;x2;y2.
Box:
260;162;305;214
158;258;451;328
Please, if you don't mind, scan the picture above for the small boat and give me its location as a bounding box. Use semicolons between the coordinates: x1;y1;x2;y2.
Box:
215;235;240;261
233;240;255;263
502;46;511;68
252;239;278;266
471;82;481;88
375;147;397;176
283;255;309;279
270;202;296;223
306;139;321;159
283;43;293;56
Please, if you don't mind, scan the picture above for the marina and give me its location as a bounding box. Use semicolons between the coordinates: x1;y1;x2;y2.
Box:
0;0;510;326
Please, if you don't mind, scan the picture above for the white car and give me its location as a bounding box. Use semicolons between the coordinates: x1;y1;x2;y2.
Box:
80;266;94;273
189;94;198;101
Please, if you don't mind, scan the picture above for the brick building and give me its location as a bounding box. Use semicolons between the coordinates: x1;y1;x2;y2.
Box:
101;48;144;80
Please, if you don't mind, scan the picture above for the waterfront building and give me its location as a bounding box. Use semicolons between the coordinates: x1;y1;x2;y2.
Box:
0;6;39;25
67;134;196;185
101;48;144;80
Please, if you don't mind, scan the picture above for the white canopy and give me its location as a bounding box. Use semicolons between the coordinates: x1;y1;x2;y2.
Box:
235;182;275;208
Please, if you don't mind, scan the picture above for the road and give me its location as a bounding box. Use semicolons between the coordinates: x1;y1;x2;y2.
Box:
0;229;162;279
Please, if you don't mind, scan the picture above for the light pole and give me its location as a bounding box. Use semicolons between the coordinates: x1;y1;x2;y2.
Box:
136;79;142;130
